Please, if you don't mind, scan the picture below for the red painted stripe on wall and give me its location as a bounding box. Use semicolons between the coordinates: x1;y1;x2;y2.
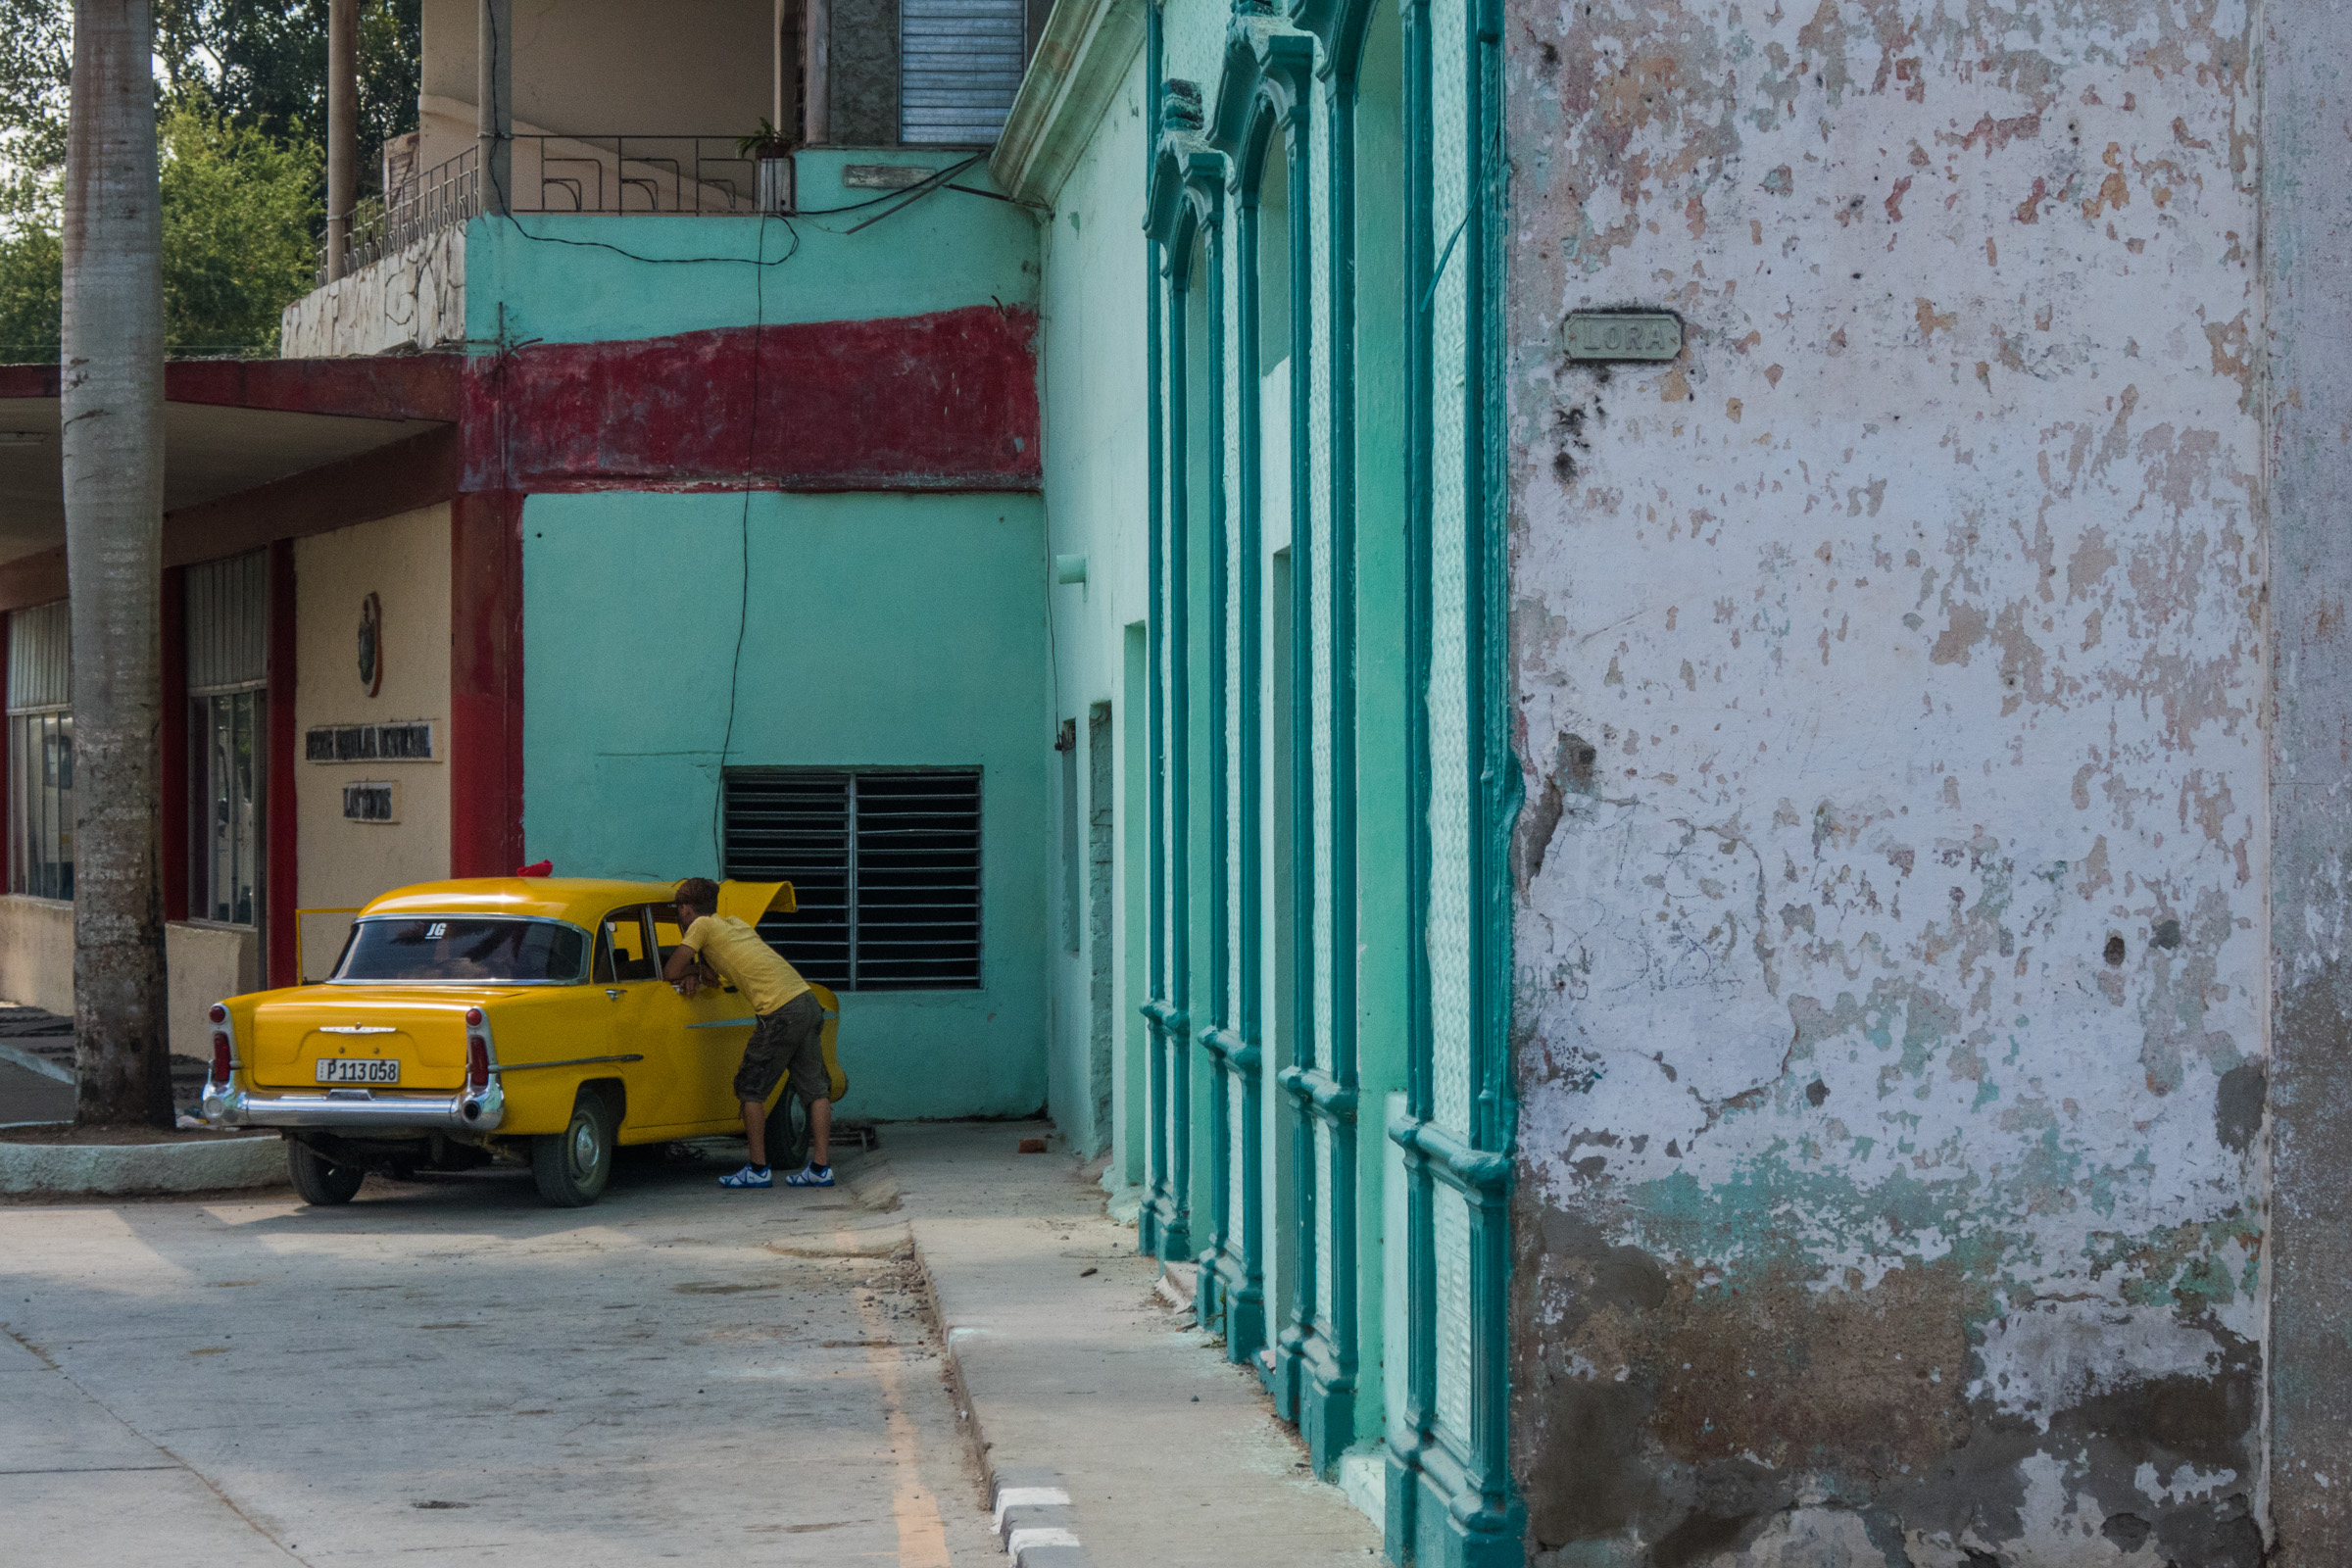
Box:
267;540;299;988
461;305;1042;493
449;491;524;878
160;567;188;924
0;356;462;421
0;612;10;894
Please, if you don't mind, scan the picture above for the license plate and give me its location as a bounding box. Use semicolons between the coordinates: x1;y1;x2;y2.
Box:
316;1057;400;1085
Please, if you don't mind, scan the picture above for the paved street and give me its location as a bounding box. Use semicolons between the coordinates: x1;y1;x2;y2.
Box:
0;1148;1000;1566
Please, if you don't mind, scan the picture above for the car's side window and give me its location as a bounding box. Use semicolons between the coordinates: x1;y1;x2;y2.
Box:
602;906;656;982
649;903;684;973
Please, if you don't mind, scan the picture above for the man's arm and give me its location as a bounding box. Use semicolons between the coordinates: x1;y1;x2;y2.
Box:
663;921;705;988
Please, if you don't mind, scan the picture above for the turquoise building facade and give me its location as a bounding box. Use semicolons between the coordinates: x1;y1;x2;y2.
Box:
1000;0;1520;1555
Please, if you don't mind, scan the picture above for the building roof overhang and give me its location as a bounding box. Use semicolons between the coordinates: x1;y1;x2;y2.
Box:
0;356;463;570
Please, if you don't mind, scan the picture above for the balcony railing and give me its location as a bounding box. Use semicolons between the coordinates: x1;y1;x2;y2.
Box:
318;134;769;283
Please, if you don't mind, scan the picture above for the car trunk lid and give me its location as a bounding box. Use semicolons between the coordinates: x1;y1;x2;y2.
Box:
245;988;513;1093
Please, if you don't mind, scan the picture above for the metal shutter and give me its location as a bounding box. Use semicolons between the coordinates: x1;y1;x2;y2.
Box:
724;769;984;991
186;552;270;696
4;601;69;713
898;0;1027;146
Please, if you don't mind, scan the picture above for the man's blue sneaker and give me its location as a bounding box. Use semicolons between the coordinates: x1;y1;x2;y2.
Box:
718;1164;772;1189
783;1163;834;1188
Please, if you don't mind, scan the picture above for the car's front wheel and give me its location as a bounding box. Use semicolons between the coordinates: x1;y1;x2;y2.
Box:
533;1091;614;1207
286;1140;364;1205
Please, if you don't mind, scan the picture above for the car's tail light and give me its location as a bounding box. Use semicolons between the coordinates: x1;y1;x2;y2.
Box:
465;1007;493;1092
206;1004;238;1088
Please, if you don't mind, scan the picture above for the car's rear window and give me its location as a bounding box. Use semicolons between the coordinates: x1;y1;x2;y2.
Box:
334;918;589;983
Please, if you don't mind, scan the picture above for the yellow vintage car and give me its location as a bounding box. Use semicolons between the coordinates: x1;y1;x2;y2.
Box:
199;877;847;1207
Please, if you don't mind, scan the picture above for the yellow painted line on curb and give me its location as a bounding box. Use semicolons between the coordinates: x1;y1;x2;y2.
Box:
842;1229;952;1568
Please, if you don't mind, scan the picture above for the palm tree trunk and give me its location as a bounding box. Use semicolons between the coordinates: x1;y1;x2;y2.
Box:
63;0;171;1128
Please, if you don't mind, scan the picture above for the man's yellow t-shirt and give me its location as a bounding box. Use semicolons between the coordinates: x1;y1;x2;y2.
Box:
678;915;810;1017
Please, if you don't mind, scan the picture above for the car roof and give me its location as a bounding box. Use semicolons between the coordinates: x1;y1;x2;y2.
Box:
359;878;682;925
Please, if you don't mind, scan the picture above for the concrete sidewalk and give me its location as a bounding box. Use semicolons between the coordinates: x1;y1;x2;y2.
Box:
1;1326;301;1564
867;1122;1381;1568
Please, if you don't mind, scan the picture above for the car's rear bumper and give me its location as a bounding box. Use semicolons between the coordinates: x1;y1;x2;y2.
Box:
203;1079;505;1134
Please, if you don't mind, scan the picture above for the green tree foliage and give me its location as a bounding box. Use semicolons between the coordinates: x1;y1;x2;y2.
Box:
159;103;322;353
0;0;71;193
157;0;422;193
0;103;321;360
0;219;60;358
0;0;416;361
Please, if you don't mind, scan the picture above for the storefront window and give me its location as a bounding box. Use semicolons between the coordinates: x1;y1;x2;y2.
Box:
199;689;261;925
186;553;270;928
5;602;73;901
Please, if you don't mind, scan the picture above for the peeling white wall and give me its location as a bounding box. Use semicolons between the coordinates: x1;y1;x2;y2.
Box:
1505;1;2268;1561
279;224;465;360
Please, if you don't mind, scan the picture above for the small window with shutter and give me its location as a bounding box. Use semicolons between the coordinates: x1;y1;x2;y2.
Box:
898;0;1027;145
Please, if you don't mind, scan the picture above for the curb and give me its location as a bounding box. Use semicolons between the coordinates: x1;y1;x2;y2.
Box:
851;1144;1098;1567
896;1224;1097;1567
991;1470;1090;1568
0;1130;286;1196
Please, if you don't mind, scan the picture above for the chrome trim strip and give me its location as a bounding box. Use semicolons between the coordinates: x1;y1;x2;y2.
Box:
201;1084;506;1133
204;1002;506;1133
489;1054;646;1073
687;1017;757;1030
320;1025;397;1035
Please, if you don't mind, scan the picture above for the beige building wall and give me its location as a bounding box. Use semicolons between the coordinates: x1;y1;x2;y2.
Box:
418;0;774;172
0;896;72;1015
167;923;262;1052
0;899;254;1060
294;504;453;981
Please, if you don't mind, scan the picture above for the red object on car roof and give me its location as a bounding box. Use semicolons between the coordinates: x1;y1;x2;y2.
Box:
514;859;554;877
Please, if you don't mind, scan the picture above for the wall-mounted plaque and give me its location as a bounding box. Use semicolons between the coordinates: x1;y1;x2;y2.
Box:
1563;312;1683;363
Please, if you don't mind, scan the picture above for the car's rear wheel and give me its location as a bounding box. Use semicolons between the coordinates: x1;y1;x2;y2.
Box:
533;1091;614;1207
286;1140;365;1205
764;1092;812;1173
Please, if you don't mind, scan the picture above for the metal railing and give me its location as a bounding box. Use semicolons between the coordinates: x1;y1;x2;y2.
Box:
318;134;769;283
320;147;479;283
510;134;764;219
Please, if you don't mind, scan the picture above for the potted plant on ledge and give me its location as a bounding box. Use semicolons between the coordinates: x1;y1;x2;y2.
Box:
739;120;794;215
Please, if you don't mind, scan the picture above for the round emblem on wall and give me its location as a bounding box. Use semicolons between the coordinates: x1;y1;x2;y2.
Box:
358;592;383;698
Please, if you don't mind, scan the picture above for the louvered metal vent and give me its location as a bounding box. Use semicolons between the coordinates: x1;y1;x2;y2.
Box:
899;0;1027;146
724;769;983;991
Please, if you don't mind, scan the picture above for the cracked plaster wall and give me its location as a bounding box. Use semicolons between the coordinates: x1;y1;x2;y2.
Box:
1502;1;2269;1563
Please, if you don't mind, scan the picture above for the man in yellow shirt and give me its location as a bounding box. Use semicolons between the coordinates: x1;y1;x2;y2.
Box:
663;877;833;1189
